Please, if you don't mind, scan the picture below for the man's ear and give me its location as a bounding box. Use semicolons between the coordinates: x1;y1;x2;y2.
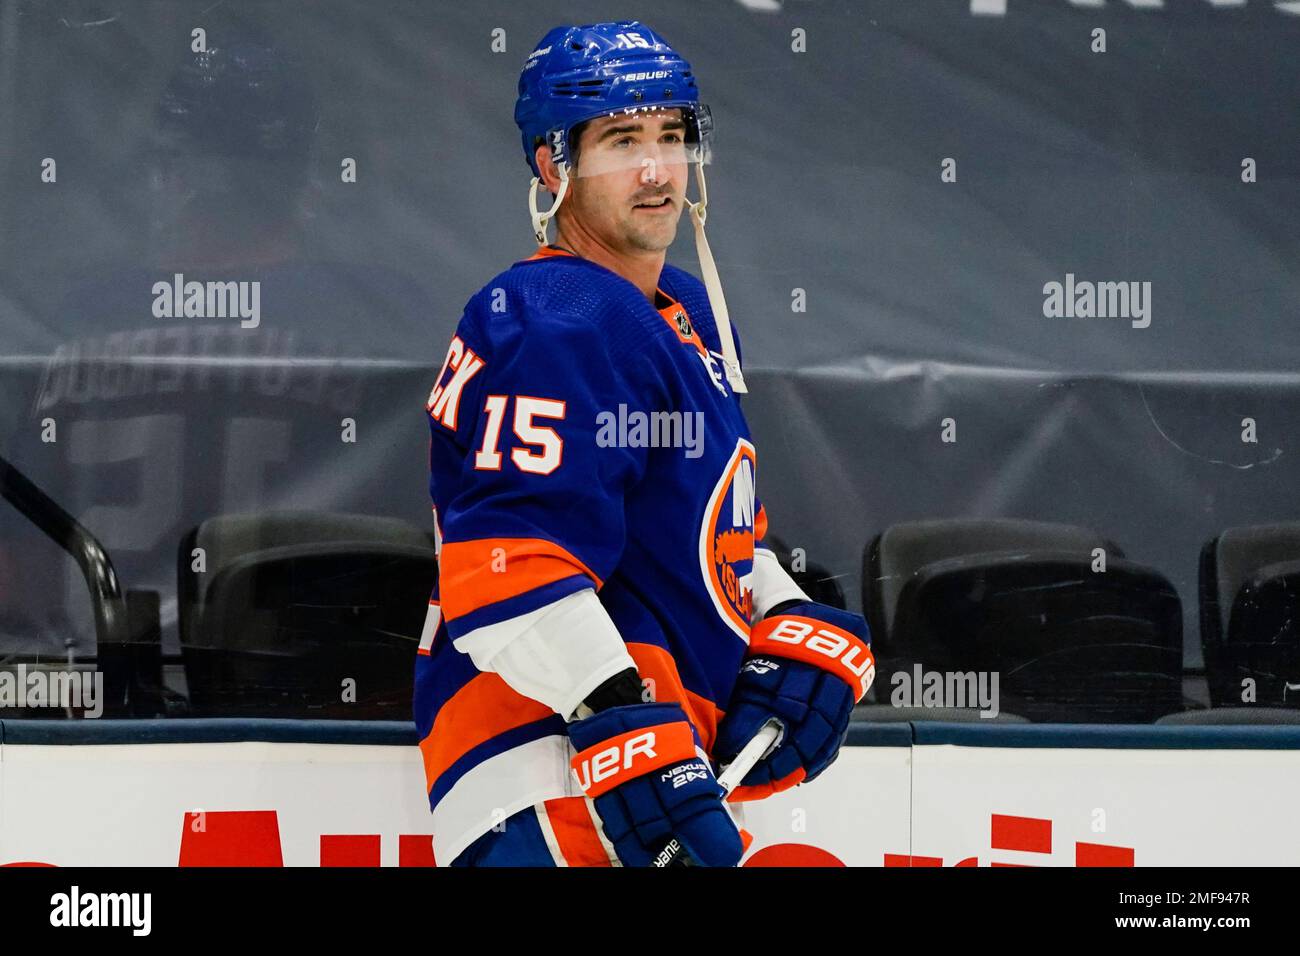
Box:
535;144;566;197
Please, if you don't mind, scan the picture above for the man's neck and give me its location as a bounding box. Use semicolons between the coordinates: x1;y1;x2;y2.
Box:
555;220;664;303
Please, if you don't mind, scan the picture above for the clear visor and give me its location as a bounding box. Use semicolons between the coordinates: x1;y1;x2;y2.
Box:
567;105;712;179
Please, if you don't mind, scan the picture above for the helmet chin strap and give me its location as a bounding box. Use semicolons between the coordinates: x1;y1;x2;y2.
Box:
529;161;570;245
685;162;747;394
528;158;748;395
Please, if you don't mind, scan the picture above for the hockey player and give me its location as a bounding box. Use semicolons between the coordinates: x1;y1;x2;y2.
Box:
414;21;875;867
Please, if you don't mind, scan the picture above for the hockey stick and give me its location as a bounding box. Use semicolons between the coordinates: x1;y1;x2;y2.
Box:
651;717;784;868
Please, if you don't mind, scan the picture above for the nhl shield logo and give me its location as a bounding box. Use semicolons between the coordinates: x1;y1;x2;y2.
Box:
699;439;756;642
674;310;693;338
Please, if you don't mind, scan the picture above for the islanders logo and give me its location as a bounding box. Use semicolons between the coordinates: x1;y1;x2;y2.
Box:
699;439;757;642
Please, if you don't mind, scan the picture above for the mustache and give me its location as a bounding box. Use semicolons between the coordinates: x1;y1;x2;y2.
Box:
630;189;679;205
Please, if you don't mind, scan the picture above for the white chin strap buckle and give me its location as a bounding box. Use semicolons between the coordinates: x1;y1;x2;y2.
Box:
528;162;570;245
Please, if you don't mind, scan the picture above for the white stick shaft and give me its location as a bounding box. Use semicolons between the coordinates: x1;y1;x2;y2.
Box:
651;719;784;867
716;719;782;794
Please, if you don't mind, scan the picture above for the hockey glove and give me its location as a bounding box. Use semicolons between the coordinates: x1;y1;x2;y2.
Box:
714;601;875;801
568;700;744;867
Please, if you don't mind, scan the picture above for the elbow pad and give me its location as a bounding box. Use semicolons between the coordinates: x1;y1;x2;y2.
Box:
453;588;637;721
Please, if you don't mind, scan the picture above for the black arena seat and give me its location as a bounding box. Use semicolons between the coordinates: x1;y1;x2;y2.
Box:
1199;524;1300;714
863;519;1182;723
178;512;437;719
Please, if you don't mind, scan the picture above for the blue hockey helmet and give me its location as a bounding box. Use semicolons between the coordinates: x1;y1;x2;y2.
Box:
514;21;712;178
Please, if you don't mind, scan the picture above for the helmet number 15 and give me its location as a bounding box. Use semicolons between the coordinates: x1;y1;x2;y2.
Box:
615;32;652;50
474;394;566;475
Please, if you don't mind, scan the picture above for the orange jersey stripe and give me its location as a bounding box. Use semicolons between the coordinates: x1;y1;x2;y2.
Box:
523;245;576;261
418;672;553;793
739;827;755;855
439;537;603;622
542;798;612;867
420;643;728;801
626;642;725;755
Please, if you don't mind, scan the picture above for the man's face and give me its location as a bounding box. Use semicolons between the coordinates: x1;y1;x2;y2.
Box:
565;108;690;253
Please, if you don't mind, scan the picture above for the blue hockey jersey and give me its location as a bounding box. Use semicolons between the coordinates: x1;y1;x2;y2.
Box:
413;246;772;863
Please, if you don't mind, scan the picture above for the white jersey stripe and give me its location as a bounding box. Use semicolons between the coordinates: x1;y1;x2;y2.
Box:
584;796;623;867
533;802;568;866
417;601;441;655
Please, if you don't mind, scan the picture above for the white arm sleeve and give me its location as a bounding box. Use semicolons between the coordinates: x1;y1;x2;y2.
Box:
751;547;812;622
452;588;637;720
